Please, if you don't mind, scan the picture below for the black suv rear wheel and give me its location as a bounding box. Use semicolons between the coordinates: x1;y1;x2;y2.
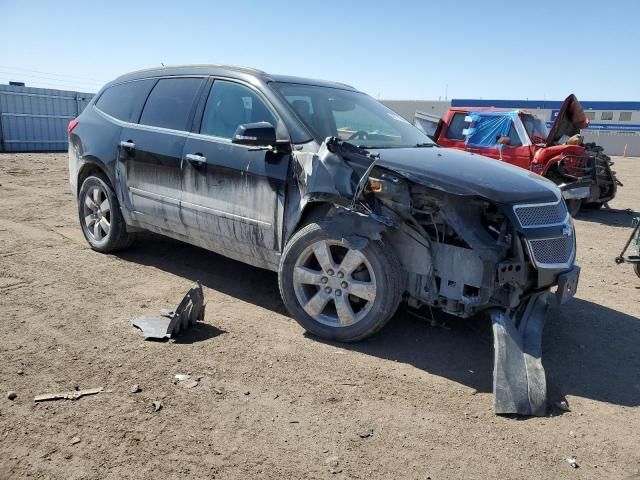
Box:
78;174;134;252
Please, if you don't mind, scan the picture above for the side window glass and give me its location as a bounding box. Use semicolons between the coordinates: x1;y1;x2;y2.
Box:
139;78;203;131
200;80;277;139
95;79;155;122
508;123;522;147
286;95;315;129
444;113;470;140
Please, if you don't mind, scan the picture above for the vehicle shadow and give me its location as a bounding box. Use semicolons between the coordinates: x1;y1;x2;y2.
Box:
173;323;226;345
575;206;638;228
116;232;286;315
319;298;640;409
117;233;640;408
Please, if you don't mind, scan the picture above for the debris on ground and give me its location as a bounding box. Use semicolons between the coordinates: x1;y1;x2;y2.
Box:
491;292;550;416
555;400;571;412
132;282;206;340
34;387;104;402
130;384;141;394
152;401;162;412
70;437;81;445
174;374;199;388
359;428;374;438
7;391;17;400
566;458;579;468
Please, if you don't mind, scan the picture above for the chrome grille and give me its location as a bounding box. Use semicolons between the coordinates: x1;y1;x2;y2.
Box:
513;201;568;228
527;236;574;268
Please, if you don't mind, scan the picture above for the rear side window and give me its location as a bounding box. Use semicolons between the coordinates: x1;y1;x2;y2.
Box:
444;112;470;140
139;78;203;131
95;80;155;122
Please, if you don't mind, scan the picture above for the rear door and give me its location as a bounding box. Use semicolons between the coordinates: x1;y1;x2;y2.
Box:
180;79;289;263
118;77;205;233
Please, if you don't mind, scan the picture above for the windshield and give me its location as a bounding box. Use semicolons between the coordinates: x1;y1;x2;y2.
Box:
271;82;435;148
521;113;548;143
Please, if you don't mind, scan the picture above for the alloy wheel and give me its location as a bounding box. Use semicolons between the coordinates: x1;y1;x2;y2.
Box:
82;185;111;241
292;240;377;327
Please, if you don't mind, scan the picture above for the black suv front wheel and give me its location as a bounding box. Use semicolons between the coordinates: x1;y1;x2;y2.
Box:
279;222;403;342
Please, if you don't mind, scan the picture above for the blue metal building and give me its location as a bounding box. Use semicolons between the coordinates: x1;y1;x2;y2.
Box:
0;84;93;152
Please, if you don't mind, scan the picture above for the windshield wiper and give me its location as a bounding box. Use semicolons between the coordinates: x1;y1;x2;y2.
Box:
414;143;436;147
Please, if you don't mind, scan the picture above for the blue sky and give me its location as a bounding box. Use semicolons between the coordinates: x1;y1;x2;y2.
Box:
1;0;638;101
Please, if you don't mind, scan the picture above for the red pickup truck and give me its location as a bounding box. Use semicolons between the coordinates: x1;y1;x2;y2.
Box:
419;95;619;215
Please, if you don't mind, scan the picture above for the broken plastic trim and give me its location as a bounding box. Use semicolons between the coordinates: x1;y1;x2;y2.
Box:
133;282;206;340
490;291;550;416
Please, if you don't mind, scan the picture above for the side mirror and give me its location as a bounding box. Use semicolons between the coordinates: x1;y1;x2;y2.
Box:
232;122;276;147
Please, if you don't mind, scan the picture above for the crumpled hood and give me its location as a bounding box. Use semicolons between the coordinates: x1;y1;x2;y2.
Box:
373;146;560;205
546;94;588;145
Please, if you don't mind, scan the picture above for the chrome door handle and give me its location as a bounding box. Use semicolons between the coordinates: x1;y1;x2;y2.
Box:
119;140;136;150
185;153;206;165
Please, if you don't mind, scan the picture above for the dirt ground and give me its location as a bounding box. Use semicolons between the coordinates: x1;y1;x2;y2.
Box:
0;153;638;480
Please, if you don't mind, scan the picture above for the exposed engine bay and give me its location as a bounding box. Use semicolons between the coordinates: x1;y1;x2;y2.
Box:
289;136;580;416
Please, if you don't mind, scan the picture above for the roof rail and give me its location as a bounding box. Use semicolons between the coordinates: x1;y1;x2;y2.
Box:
124;64;267;77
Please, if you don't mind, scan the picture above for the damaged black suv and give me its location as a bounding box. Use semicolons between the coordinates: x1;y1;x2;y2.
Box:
69;65;580;415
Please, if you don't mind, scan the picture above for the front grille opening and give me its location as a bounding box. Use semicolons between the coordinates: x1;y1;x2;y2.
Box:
528;236;574;266
514;201;568;228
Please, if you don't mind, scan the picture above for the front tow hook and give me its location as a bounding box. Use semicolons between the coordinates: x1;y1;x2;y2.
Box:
489;291;550;416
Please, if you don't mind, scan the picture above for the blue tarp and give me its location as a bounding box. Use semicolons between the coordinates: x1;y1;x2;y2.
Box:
464;111;517;147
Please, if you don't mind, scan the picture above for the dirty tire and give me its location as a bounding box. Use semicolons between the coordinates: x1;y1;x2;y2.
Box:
279;221;403;342
78;174;134;252
635;263;640;279
566;199;582;217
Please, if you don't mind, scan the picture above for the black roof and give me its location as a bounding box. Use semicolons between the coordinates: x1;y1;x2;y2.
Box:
112;64;356;91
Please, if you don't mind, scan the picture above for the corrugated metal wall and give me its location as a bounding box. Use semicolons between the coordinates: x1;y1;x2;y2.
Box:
0;85;94;152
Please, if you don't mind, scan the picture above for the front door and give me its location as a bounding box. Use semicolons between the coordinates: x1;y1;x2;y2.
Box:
180;79;289;265
118;77;204;233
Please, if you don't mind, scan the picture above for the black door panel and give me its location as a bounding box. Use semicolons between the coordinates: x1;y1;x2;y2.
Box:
181;135;289;252
179;79;289;260
118;126;187;232
116;77;205;233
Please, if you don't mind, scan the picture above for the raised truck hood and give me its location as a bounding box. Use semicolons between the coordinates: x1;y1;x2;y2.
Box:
545;94;588;146
374;146;560;204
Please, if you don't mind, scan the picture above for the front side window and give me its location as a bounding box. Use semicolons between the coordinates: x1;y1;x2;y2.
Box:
585;111;596;120
272;82;434;148
139;78;203;131
200;80;277;139
521;114;548;143
445;113;470;140
95;79;155;122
